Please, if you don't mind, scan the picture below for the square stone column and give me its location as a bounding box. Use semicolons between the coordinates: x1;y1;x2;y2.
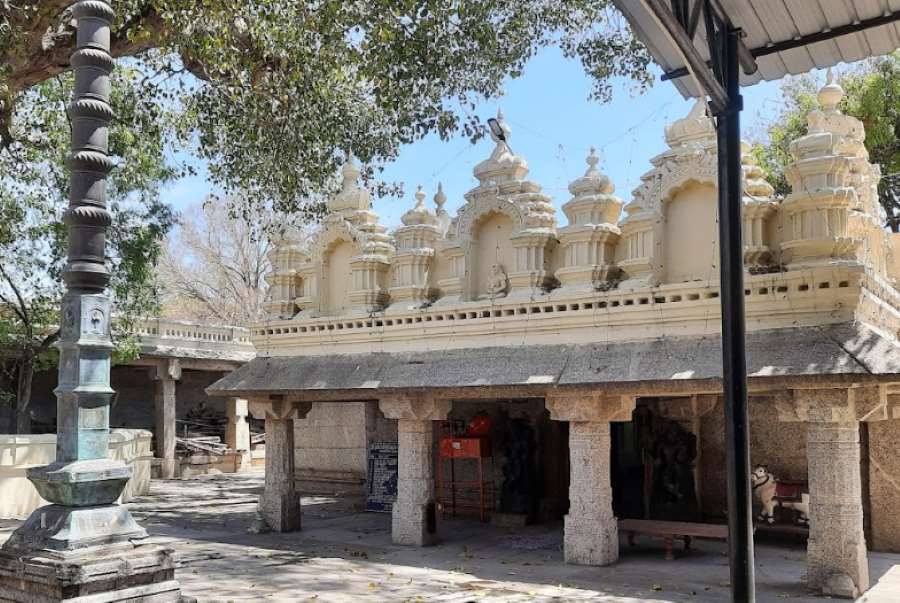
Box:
547;392;635;566
250;398;311;532
565;421;617;565
780;387;892;598
225;397;252;471
379;396;452;546
151;360;180;479
807;420;868;597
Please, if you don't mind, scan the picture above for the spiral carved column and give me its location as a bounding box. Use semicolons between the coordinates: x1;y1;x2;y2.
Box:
0;2;148;554
0;3;184;599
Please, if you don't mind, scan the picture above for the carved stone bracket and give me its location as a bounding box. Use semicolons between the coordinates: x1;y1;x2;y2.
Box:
150;358;182;381
778;386;892;423
379;395;452;422
248;396;313;421
546;392;636;423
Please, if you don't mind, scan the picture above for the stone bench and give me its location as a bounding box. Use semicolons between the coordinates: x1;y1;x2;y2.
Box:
619;519;728;560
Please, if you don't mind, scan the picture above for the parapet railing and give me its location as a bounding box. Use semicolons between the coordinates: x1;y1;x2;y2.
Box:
251;267;865;341
134;318;255;353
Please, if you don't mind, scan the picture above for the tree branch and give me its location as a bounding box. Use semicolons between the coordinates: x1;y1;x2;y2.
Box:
0;263;31;327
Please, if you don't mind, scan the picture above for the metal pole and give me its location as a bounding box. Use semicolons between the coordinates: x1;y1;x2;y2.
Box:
714;27;755;603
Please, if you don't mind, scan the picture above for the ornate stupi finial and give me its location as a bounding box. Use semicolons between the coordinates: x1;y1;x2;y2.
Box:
414;184;426;208
665;99;715;146
401;184;436;226
818;67;844;112
341;153;361;191
434;182;447;213
567;144;614;198
585;146;599;176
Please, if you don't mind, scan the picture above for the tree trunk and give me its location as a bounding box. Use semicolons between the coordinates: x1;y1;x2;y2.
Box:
15;353;34;435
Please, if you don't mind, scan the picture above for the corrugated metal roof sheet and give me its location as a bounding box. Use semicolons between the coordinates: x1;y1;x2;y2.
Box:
614;0;900;98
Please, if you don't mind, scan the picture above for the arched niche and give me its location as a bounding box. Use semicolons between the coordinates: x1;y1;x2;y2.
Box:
321;239;355;315
469;210;515;299
663;181;718;283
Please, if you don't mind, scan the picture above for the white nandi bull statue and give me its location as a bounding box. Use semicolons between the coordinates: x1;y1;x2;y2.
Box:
751;464;809;526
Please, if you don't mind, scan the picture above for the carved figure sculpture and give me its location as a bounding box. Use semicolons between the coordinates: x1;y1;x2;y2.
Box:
649;420;698;520
499;418;537;517
488;263;510;298
751;464;809;526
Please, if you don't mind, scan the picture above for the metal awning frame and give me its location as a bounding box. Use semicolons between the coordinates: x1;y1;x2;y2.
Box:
661;8;900;84
641;0;757;112
632;1;758;600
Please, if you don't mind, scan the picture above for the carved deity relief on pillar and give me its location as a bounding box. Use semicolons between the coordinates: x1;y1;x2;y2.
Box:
557;148;623;289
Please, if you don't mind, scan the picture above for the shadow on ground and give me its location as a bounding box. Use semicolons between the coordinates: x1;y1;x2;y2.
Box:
3;472;899;602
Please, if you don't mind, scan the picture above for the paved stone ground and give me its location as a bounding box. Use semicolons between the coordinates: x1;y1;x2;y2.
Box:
2;472;899;602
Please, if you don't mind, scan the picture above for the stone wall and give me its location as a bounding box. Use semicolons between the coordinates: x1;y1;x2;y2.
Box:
700;396;807;520
293;401;395;493
0;429;151;519
889;232;900;283
867;419;900;552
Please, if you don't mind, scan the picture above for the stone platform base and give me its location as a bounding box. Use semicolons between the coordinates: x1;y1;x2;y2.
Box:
0;544;186;602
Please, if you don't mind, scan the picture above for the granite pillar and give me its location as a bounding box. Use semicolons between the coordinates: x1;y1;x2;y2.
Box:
225;397;252;471
780;388;883;599
546;392;634;566
564;421;618;565
262;417;299;531
379;397;451;546
251;399;310;532
152;361;180;479
807;419;868;598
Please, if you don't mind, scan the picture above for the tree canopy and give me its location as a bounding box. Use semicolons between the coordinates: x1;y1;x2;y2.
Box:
0;66;181;432
160;196;298;325
2;1;652;214
752;53;900;231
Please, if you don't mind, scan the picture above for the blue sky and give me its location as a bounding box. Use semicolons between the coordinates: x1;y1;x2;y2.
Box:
161;46;791;228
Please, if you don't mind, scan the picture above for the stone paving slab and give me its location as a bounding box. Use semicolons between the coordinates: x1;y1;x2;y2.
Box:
2;472;899;602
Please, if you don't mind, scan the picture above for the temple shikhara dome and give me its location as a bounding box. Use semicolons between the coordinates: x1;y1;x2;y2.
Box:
257;91;897;347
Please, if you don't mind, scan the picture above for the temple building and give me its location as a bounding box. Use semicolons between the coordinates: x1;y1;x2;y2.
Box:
210;77;900;598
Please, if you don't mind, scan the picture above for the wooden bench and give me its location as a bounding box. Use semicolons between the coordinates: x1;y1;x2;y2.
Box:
618;519;728;560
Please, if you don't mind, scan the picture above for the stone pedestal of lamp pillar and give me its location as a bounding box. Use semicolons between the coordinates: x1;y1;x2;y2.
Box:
0;296;185;601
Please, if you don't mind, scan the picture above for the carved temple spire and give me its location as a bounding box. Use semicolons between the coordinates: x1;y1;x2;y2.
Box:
558;147;623;287
433;182;447;215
